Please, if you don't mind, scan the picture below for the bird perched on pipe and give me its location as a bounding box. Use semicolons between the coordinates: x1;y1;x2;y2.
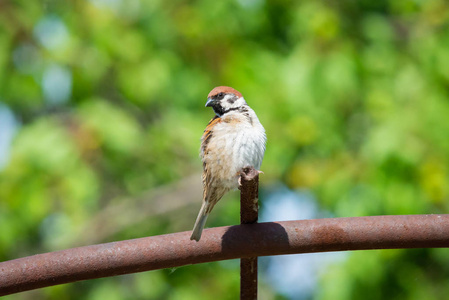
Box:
190;86;266;241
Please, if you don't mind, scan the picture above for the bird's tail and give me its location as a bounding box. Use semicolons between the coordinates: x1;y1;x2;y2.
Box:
190;201;209;242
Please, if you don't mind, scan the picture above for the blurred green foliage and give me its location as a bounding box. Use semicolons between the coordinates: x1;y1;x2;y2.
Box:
1;0;449;299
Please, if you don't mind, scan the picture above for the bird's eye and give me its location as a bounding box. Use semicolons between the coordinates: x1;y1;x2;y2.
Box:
217;92;224;99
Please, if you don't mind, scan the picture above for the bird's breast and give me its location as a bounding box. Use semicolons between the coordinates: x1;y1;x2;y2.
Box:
202;115;266;188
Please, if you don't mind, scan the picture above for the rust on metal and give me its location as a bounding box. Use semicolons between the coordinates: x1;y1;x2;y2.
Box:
1;214;449;296
240;167;259;225
239;166;259;300
240;257;258;300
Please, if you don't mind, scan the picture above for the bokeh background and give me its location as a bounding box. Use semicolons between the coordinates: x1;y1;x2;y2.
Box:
1;0;449;299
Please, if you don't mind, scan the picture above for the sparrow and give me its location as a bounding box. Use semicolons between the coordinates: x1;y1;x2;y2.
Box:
190;86;266;241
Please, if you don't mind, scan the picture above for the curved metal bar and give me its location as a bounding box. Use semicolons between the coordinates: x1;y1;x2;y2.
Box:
1;214;449;296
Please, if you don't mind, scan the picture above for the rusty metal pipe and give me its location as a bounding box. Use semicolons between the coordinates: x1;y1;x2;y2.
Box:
239;167;260;300
1;214;449;296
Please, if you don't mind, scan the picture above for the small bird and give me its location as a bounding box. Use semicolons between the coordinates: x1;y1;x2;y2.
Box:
190;86;266;241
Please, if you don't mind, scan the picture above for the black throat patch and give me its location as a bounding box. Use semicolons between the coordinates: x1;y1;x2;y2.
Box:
213;105;241;116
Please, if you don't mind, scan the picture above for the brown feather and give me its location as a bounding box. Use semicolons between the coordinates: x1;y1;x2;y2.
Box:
200;116;222;208
201;115;221;156
207;86;242;99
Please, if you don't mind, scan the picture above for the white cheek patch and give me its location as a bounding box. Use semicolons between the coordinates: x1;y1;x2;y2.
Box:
223;94;236;104
222;95;246;109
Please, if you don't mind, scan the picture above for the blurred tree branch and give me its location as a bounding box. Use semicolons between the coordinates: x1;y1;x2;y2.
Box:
72;173;202;245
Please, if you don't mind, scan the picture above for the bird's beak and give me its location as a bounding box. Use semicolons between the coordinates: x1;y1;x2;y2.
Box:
205;97;215;107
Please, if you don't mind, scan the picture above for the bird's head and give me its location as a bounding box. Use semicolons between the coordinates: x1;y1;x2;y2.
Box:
205;86;247;116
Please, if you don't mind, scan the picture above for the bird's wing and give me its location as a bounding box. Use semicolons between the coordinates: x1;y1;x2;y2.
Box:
201;116;222;200
201;115;221;155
